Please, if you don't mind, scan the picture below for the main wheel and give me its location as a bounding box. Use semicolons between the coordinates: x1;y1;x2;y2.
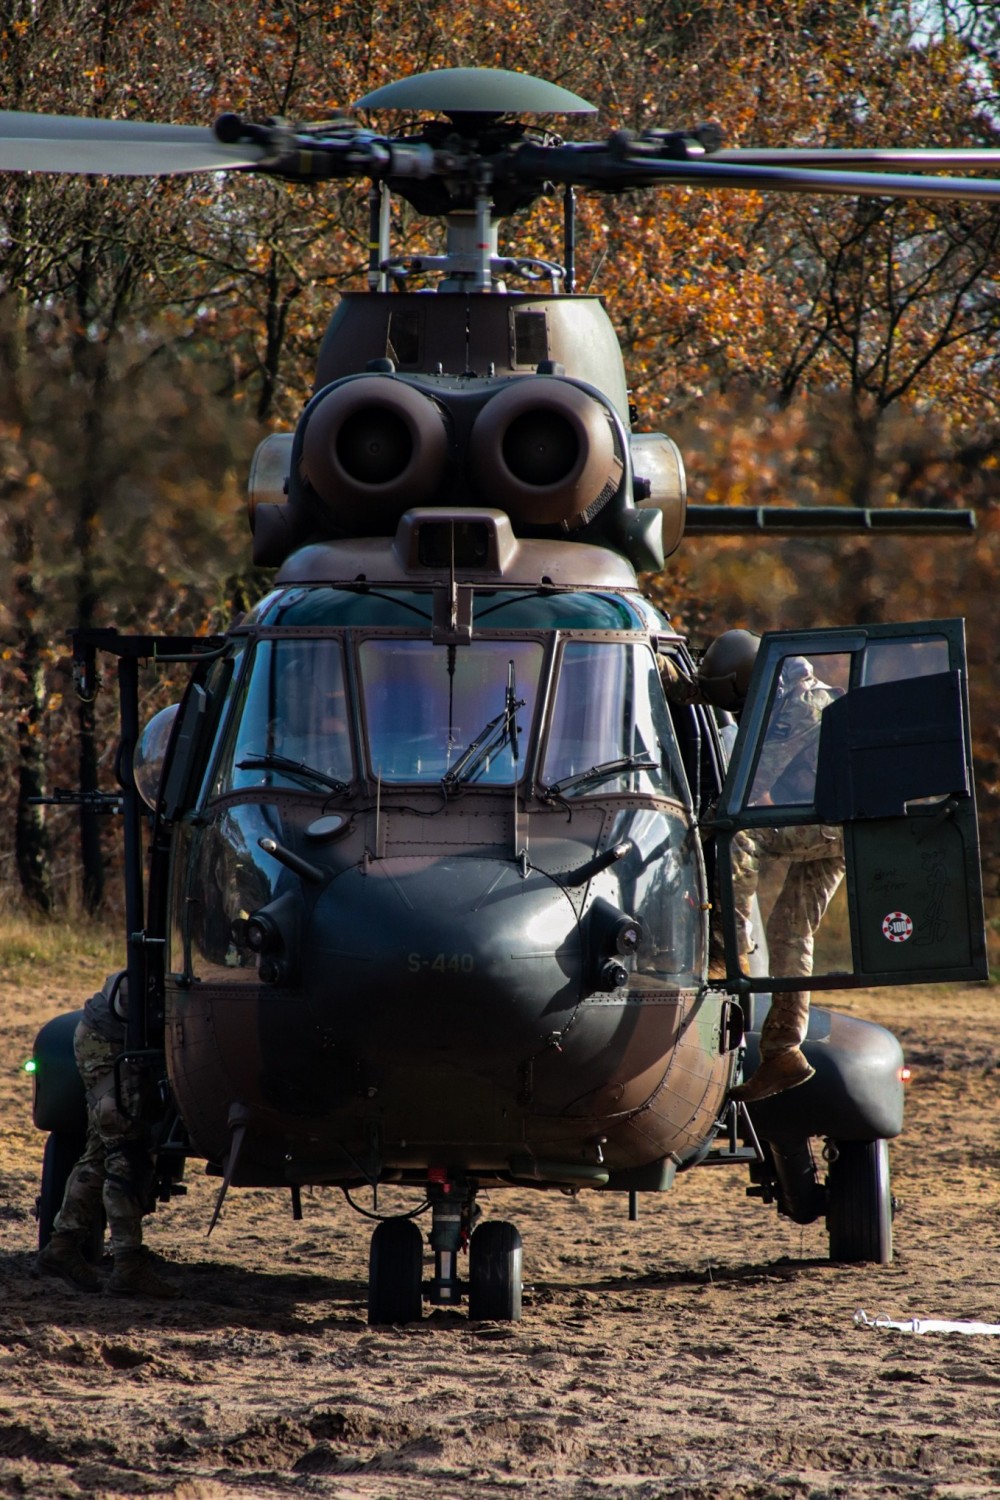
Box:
826;1138;893;1265
468;1220;523;1322
36;1132;104;1261
367;1217;424;1325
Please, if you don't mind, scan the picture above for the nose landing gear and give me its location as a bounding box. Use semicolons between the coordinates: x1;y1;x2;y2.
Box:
427;1173;470;1308
366;1175;523;1325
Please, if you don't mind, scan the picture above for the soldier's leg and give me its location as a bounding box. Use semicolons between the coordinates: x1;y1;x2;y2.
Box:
50;1121;105;1242
36;1023;111;1291
36;1119;106;1291
766;852;845;981
97;1092;149;1259
54;1021;111;1231
764;851;845;1049
96;1070;180;1299
731;851;844;1104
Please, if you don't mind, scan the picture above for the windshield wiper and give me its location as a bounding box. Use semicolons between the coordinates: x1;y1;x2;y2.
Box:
544;755;659;797
237;752;348;795
442;661;524;789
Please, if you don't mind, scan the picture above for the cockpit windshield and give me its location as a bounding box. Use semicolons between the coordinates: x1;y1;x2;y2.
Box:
209;631;686;801
542;642;687;801
359;639;544;784
214;638;353;795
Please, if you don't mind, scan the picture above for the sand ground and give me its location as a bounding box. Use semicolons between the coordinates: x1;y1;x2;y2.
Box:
1;962;998;1499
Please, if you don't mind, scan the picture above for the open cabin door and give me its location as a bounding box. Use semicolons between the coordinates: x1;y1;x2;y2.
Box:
715;619;988;993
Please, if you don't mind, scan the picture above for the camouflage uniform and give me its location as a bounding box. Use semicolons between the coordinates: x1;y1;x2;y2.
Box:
38;973;178;1296
732;661;845;1092
51;973;150;1256
658;648;843;1097
747;826;844;979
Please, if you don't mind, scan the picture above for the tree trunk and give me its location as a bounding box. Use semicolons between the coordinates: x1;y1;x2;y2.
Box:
72;238;107;914
2;290;54;912
11;515;54;913
848;403;880;511
74;418;105;913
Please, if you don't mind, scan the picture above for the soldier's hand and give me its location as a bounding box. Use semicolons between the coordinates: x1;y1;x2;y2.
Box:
657;654;700;707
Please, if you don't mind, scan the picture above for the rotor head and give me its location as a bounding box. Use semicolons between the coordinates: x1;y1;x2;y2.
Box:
354;68;597;122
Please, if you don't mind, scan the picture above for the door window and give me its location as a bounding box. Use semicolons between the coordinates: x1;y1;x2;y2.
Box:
748;652;849;809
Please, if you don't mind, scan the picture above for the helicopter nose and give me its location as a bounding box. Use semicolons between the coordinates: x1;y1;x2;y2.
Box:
305;856;583;1069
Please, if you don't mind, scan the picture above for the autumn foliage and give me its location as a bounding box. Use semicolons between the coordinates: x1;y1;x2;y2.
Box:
2;0;1000;919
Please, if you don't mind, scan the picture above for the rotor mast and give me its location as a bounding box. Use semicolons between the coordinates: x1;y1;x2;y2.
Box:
351;69;598;295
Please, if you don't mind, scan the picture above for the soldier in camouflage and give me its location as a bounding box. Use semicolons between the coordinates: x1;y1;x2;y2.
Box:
661;634;845;1103
725;652;844;1100
35;972;179;1297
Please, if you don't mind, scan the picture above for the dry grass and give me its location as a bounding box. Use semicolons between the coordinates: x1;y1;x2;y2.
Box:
0;909;120;987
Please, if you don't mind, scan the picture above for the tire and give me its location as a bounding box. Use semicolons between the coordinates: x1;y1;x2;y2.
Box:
826;1138;893;1265
367;1217;424;1326
36;1132;105;1262
468;1220;523;1322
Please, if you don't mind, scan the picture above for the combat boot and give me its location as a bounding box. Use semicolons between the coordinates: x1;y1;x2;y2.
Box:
106;1248;181;1299
731;988;815;1103
36;1232;102;1293
729;1046;815;1104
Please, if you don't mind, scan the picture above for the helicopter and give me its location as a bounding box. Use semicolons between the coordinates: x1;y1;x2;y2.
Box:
11;66;991;1324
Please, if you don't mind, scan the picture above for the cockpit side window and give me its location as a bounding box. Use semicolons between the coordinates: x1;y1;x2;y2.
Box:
541;641;688;800
189;646;243;806
211;638;353;795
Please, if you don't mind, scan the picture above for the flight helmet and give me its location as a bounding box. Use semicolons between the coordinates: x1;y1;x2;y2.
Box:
697;629;760;710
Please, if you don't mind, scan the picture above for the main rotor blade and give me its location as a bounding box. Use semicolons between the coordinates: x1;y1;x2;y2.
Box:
5;104;1000;205
510;145;1000;203
0;111;266;175
710;147;1000;172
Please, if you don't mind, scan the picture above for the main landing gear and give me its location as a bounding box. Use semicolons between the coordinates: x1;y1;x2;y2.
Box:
744;1126;894;1266
366;1174;523;1326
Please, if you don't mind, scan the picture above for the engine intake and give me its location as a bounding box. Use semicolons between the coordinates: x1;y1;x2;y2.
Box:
300;376;449;530
469;378;623;528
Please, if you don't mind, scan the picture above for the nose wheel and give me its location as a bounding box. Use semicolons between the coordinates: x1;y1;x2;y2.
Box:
365;1178;524;1325
468;1219;523;1321
367;1216;424;1325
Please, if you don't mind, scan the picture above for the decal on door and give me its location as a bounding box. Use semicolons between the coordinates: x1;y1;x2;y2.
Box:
882;911;914;943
